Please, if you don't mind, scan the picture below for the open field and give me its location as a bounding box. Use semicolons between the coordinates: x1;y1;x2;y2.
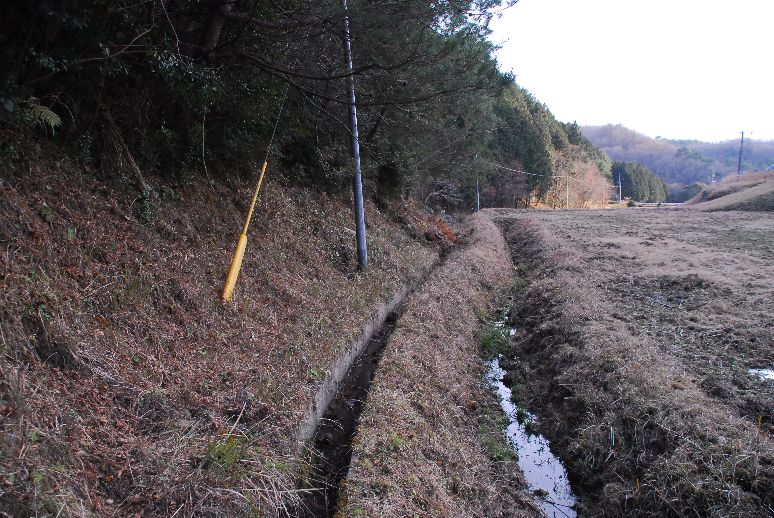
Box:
492;207;774;517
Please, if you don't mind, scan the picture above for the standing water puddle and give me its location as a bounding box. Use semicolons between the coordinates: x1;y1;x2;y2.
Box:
749;368;774;382
486;357;577;518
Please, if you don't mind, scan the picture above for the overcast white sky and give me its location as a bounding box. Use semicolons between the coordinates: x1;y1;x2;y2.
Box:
489;0;774;142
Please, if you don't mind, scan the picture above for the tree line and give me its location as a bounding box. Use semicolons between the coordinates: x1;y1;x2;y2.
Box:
611;161;668;203
0;0;611;209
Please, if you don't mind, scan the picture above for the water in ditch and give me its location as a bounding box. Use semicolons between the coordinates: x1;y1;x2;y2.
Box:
749;368;774;382
486;355;578;518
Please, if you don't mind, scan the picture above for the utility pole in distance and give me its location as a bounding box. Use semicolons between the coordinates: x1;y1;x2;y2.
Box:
476;177;480;211
474;154;480;211
737;131;745;178
618;171;622;203
342;0;367;269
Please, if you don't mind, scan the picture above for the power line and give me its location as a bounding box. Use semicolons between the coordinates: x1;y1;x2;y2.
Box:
490;162;607;185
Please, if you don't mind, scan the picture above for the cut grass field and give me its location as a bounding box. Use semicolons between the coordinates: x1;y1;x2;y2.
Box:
491;208;774;517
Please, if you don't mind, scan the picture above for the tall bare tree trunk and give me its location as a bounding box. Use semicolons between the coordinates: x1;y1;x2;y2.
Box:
199;0;234;59
173;0;235;163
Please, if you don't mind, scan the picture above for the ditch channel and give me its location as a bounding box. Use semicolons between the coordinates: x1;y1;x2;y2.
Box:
298;306;403;517
486;355;577;518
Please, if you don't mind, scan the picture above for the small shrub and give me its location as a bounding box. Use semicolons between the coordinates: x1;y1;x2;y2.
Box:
480;325;510;359
203;437;245;485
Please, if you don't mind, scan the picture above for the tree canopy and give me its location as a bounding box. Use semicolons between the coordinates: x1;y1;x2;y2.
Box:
0;0;610;208
611;161;668;203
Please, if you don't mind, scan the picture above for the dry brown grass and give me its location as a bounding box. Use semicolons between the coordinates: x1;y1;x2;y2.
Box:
688;171;774;211
339;213;540;518
0;148;439;517
492;208;774;517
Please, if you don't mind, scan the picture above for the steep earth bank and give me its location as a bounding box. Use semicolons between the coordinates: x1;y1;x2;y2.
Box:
0;151;447;516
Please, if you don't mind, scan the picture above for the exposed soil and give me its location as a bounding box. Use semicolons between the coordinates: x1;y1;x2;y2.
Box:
491;207;774;517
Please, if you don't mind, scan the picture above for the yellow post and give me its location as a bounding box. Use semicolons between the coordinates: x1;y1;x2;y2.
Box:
221;160;269;302
222;233;247;301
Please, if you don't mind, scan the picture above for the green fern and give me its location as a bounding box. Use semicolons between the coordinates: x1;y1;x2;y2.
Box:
25;98;62;134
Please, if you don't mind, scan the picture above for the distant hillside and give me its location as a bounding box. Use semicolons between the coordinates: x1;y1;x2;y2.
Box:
582;124;774;185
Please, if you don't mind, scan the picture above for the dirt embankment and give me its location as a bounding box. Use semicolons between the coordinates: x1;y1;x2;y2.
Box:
339;213;541;518
0;152;448;516
689;171;774;211
492;209;774;517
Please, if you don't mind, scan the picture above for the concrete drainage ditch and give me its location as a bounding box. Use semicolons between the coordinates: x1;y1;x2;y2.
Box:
298;307;403;517
292;261;438;517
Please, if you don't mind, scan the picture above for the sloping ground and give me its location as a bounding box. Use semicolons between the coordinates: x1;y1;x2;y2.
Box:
492;209;774;517
0;151;444;516
688;171;774;211
339;213;540;518
691;179;774;211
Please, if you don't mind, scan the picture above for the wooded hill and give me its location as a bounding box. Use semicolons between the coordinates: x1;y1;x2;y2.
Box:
583;124;774;187
611;161;668;203
0;0;611;209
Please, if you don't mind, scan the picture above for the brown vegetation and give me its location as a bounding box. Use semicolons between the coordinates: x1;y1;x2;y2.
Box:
689;171;774;211
583;124;774;185
492;208;774;517
339;213;540;518
0;150;441;516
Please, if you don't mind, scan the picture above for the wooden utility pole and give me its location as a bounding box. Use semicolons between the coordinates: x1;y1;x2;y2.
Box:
342;0;368;269
737;131;745;178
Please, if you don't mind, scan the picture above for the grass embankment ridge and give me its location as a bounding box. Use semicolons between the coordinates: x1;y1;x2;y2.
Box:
689;171;774;211
0;152;445;516
497;215;773;517
339;213;540;518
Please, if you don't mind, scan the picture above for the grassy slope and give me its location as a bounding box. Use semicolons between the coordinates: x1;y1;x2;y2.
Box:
0;151;441;516
689;171;774;211
493;209;774;517
340;212;540;518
